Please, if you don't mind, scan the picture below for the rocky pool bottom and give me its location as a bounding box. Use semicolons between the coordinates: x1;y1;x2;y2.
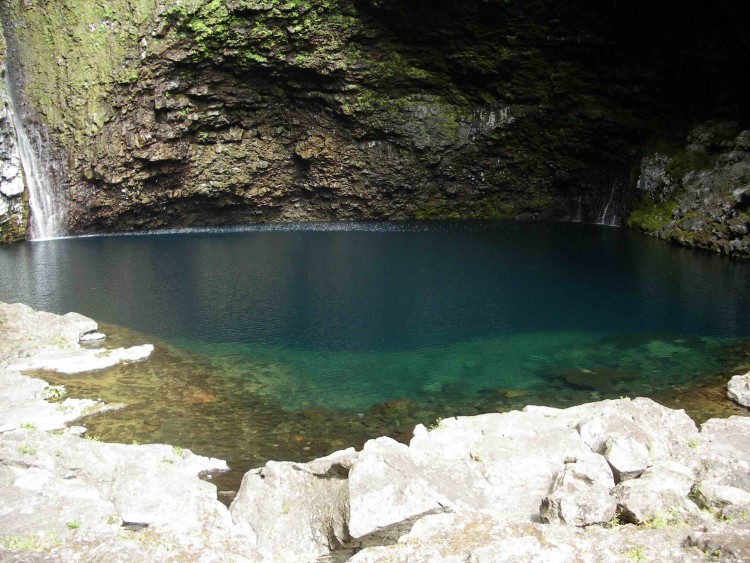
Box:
3;301;750;561
22;320;750;499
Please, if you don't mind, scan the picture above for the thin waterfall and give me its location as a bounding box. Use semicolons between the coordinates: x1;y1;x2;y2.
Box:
596;183;620;226
3;72;66;240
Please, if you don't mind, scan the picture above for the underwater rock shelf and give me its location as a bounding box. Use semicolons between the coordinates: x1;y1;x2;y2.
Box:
1;301;750;561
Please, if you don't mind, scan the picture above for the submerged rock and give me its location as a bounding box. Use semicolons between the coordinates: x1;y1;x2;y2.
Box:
563;367;637;393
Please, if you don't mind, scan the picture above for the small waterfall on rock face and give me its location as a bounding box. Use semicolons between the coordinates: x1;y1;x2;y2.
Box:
596;184;619;226
3;73;66;240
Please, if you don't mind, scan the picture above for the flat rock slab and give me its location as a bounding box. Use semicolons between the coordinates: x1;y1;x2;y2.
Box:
348;510;711;562
0;428;254;561
0;302;97;358
10;344;154;374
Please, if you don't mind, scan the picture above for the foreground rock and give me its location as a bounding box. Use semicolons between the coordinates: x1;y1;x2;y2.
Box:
3;301;750;561
0;302;257;560
0;301;153;375
232;399;750;561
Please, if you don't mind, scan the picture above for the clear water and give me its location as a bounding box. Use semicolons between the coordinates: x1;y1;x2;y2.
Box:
1;221;749;491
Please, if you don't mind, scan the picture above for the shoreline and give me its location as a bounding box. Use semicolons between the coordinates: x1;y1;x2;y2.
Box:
2;301;750;561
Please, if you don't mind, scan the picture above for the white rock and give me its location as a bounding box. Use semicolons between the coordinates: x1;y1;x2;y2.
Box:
540;452;617;526
694;417;750;518
727;373;750;408
613;461;699;524
0;175;24;197
11;344;154;374
604;435;650;482
230;448;357;560
349;410;593;540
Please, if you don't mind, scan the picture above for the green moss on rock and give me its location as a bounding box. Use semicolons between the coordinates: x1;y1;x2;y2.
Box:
626;197;679;233
664;150;714;181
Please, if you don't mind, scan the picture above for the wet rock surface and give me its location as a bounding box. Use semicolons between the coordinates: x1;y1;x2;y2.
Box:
628;122;750;257
3;301;750;561
1;0;747;243
0;32;27;243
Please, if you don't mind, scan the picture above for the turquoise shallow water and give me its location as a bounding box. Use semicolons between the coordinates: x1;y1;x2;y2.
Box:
183;332;737;412
1;220;749;489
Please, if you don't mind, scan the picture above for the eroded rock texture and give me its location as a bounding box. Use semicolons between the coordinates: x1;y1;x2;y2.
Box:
0;0;747;245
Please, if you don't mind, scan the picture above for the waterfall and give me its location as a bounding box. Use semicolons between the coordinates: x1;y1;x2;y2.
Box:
3;72;66;240
596;183;620;227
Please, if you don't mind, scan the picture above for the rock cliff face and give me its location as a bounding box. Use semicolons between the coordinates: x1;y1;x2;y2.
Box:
0;32;27;243
0;0;748;248
628;122;750;257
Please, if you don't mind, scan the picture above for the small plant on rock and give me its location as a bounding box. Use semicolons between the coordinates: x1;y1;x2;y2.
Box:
42;385;67;401
626;546;645;562
428;417;443;431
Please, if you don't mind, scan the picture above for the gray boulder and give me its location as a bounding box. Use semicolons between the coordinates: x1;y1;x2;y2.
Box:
230;447;358;560
529;398;699;466
693;417;750;519
727;372;750;408
0;428;252;560
604;435;651;482
348;409;592;539
540;452;617;526
613;461;700;524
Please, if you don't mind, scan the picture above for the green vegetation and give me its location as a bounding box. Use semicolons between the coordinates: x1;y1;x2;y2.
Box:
4;0;158;145
428;417;444;430
17;444;36;455
626;197;680;233
665;150;714;180
0;532;61;551
20;422;36;429
66;520;81;530
642;511;686;529
42;385;67;401
626;546;646;562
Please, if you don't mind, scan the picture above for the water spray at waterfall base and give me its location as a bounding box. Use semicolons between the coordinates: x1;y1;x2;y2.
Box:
3;73;67;240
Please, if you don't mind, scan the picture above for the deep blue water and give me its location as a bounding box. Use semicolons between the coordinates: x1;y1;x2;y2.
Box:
2;221;748;347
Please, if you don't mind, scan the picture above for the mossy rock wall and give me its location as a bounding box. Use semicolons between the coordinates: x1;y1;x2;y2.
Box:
626;122;750;257
0;0;747;239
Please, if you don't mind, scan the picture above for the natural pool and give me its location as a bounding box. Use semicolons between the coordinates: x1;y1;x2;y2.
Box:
1;221;749;493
